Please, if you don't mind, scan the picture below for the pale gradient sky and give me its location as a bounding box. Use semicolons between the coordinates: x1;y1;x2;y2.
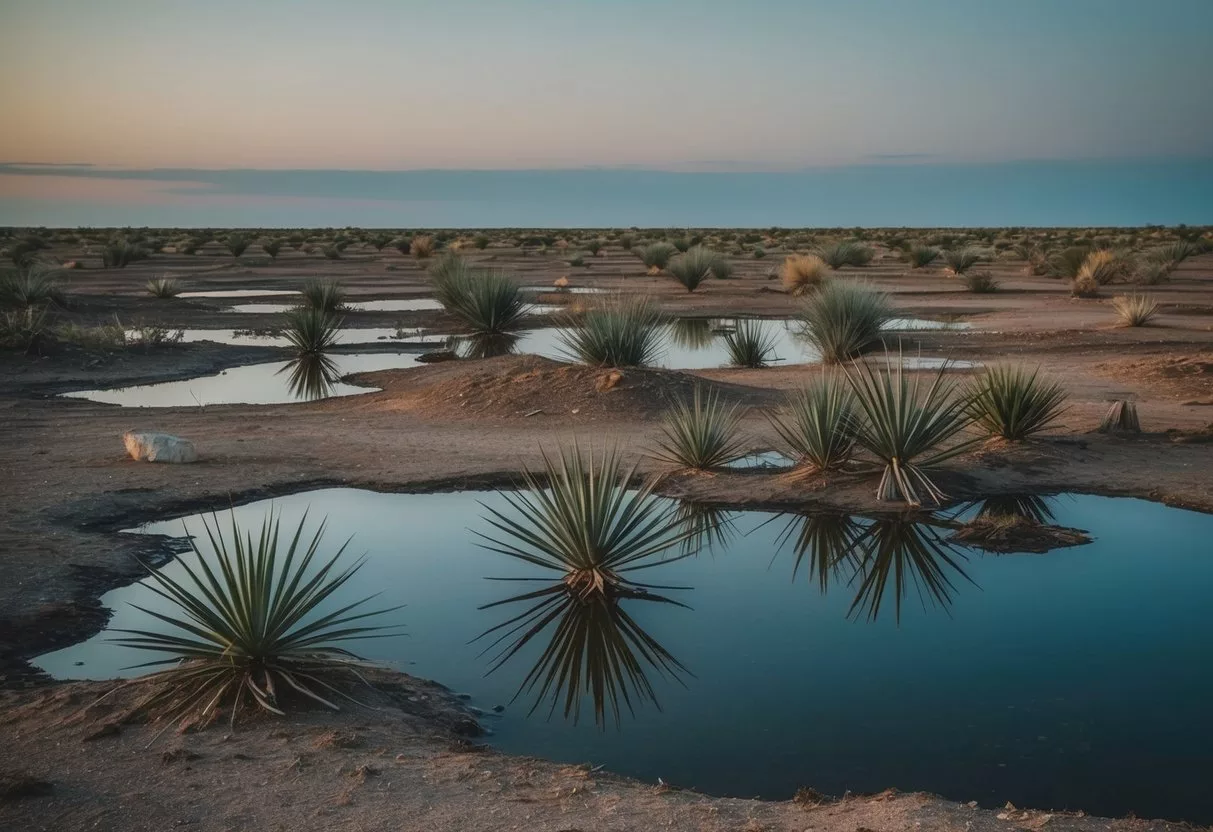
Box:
2;0;1212;170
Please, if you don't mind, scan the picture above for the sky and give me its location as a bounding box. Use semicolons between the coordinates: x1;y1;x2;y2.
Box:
1;0;1211;226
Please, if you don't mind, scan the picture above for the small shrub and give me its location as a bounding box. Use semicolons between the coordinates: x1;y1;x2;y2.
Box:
1111;293;1158;327
844;356;977;505
261;239;283;259
227;233;251;258
800;281;891;363
146;276;180;298
410;235;435;259
1077;249;1131;286
943;247;982;276
637;242;678;274
283;306;341;354
102;239;149;268
301;279;346;312
560;297;663;367
723;319;777;368
752;246;766;259
473;233;490;250
768;374;856;471
1047;246;1092;280
568;254;585;267
780;254;827;296
0;264;66;308
586;239;604;256
55;317;127;350
1134;258;1171;285
449;271;526;335
1071;273;1100;298
322;244;342;260
964;365;1067;440
815;241;873;269
964;271;999;293
0;306;50;351
908;245;941;269
128;323;185;349
667;246;716;292
672;237;691;253
619;234;634;251
649;386;747;470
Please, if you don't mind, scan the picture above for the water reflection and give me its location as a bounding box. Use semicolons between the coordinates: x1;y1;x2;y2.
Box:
459;332;522;359
668;318;716;349
776;511;976;621
959;494;1058;525
279;353;341;401
476;582;691;728
673;501;738;556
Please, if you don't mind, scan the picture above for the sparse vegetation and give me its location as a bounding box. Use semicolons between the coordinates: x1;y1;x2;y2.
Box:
410;235;435;259
301;279;346;312
283;306;342;354
637;242;678;274
560;296;663;367
844;356;977;505
964;271;999;293
666;246;717;292
722;319;777;368
908;245;941;269
1112;293;1159;327
113;511;394;725
816;241;873;269
943;247;982;276
0;264;66;308
780;254;828;296
146;276;180;298
768;374;857;471
800;281;891;363
649;386;747;470
964;365;1067;440
102;239;150;268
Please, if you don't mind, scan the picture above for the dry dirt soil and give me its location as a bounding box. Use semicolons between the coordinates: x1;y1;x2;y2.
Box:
2;240;1212;831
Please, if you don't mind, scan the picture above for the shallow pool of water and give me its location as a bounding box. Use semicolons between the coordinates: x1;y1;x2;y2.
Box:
35;490;1213;822
171;327;446;348
60;352;428;406
178;289;301;299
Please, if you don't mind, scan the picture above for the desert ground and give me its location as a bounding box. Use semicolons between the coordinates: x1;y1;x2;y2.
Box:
1;228;1211;831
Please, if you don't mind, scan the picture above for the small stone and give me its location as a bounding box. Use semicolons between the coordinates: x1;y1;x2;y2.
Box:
492;705;505;713
123;431;198;464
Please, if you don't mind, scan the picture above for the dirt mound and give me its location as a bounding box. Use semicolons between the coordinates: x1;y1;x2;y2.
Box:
352;355;765;421
1097;352;1213;401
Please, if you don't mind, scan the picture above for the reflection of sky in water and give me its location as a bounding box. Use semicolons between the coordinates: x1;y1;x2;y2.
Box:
179;289;300;299
230;298;443;314
170;327;444;347
60;352;427;407
32;489;1213;823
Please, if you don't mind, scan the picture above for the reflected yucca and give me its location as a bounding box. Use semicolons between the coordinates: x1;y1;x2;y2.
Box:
775;511;863;592
475;581;690;727
963;365;1067;440
723;319;777;368
279;352;341;401
668;317;715;349
768;373;856;471
962;494;1057;525
112;512;396;726
673;501;738;556
649;386;747;470
844;354;977;505
459;332;521;359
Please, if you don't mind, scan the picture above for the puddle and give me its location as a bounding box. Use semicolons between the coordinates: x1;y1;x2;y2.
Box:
34;491;1213;822
725;450;797;469
178;289;300;299
883;317;969;331
520;285;609;295
60;352;427;406
171;327;447;348
227;300;435;314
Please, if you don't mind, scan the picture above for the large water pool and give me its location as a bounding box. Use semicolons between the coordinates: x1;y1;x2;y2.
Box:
35;489;1213;822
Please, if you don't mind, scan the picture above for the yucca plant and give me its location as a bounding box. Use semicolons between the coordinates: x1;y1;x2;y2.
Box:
1111;293;1158;327
146;276;180;298
226;233;251;258
429;252;474;309
280;353;341;401
1134;258;1172;285
649;386;747;470
0;305;50;351
636;242;678;274
964;365;1067;440
449;270;526;334
907;245;940;269
768;374;857;471
102;239;149;268
844;356;977;505
560;296;663;367
1147;240;1201;270
0;264;66;308
800;280;891;363
815;241;873;269
709;252;733;280
943;247;982;276
666;246;716;292
283;306;341;354
475;444;695;599
301;278;346;312
964;271;999;293
1047;246;1092;280
1077;249;1131;286
780;253;827;296
722;318;777;368
261;238;283;259
112;512;395;726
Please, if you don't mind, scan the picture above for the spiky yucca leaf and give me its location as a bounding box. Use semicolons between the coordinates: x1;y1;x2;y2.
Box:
283;306;342;354
943;247;982;275
300;278;346;312
279;353;341;401
844;356;977;505
723;318;777;368
800;280;891;363
1111;293;1158;327
111;511;396;726
666;246;715;291
649;386;747;470
146;276;181;298
768;374;857;471
450;271;526;334
475;444;695;598
636;242;678;273
963;365;1067;440
559;296;663;367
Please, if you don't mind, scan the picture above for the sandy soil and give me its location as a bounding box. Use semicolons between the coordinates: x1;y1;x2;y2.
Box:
2;239;1212;829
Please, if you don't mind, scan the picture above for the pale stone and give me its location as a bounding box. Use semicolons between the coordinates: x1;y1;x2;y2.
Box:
123;431;198;463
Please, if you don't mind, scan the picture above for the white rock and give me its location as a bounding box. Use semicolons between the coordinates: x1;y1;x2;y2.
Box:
123;431;198;463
